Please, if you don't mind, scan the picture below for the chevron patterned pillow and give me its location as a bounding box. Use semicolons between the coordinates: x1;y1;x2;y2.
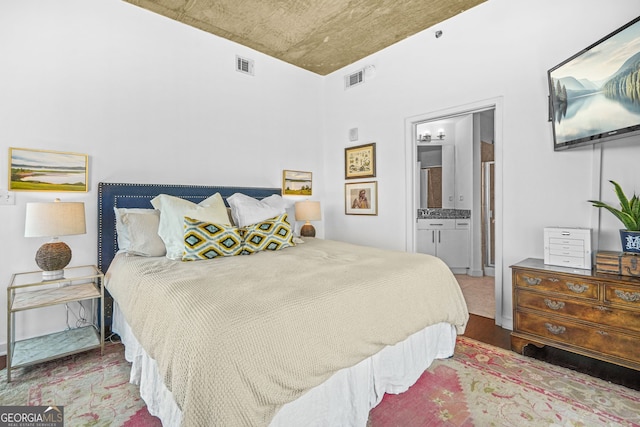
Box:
182;217;246;260
240;213;295;253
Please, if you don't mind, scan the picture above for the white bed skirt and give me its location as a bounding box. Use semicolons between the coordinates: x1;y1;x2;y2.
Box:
113;303;457;427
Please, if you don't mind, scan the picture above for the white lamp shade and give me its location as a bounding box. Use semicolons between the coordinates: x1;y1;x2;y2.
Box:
25;200;86;238
295;201;321;222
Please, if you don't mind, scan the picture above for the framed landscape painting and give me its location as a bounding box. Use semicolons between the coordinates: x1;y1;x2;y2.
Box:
282;170;312;196
9;147;88;192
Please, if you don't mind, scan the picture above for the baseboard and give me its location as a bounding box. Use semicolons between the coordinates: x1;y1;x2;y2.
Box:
501;315;513;330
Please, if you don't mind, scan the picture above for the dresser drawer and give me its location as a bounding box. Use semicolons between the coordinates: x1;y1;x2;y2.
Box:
513;270;599;300
546;254;588;269
516;290;640;334
549;246;584;257
549;237;584;250
604;283;640;309
515;311;640;365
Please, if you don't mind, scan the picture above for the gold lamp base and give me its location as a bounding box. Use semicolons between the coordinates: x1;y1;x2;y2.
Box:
300;223;316;238
35;240;72;280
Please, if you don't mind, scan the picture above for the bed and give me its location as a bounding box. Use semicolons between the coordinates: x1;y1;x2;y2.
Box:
97;182;469;427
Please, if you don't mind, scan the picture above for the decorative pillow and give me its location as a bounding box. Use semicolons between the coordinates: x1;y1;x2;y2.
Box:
227;193;286;228
120;212;166;257
182;217;246;260
240;213;295;253
226;207;235;225
113;208;164;252
185;204;232;225
151;193;229;260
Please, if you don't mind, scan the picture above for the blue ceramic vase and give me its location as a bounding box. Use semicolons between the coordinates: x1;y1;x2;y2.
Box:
620;229;640;254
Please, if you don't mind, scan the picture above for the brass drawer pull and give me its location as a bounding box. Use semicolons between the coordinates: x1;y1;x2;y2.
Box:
566;282;589;293
544;299;565;310
614;289;640;302
596;330;609;336
593;305;611;312
545;323;566;335
523;276;542;286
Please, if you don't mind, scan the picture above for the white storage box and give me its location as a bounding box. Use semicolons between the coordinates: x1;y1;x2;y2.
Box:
544;227;592;270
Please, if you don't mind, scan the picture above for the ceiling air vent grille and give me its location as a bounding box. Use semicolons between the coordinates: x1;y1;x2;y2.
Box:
236;55;254;76
345;69;364;89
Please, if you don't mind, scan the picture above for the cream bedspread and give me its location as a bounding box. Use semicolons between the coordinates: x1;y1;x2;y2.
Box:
105;238;469;426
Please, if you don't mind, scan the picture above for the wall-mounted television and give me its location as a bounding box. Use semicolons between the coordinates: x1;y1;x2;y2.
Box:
548;16;640;151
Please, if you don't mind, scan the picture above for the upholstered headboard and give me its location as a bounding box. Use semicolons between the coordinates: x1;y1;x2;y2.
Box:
97;182;281;330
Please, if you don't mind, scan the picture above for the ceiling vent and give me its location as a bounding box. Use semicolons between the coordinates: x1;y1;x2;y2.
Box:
236;55;254;76
345;69;364;89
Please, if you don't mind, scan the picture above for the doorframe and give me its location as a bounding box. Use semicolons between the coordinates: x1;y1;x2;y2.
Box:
405;97;504;326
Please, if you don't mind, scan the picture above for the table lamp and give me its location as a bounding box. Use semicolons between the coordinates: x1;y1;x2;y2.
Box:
295;201;321;238
25;198;86;280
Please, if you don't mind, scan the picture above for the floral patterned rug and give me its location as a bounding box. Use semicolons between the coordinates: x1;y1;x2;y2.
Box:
368;336;640;426
0;342;161;426
1;338;638;426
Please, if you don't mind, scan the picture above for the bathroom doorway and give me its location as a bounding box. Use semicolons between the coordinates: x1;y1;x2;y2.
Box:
405;98;503;325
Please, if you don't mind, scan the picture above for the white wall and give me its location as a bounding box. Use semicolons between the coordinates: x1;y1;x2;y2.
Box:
0;0;324;349
2;0;640;350
322;0;640;328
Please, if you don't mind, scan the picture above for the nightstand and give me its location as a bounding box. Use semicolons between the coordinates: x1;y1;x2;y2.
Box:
6;265;104;382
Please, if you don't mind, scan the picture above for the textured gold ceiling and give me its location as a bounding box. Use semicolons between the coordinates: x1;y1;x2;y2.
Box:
123;0;486;75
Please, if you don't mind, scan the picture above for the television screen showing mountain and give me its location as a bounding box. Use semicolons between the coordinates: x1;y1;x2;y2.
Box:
549;16;640;150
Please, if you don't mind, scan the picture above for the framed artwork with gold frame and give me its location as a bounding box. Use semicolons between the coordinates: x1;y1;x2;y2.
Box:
345;181;377;215
282;170;312;196
9;147;88;192
345;143;376;179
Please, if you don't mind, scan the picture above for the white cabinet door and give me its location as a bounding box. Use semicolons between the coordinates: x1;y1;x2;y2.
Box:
437;229;470;268
417;219;469;269
417;229;437;256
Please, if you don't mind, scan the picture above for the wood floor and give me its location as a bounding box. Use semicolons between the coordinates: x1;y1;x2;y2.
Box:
463;313;510;349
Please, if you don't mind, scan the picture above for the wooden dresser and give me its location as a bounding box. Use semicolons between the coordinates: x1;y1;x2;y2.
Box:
511;258;640;371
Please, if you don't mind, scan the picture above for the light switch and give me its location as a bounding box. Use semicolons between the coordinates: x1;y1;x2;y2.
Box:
0;190;15;205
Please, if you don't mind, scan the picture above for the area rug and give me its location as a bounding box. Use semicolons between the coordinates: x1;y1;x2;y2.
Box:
0;342;161;427
2;338;638;426
368;336;640;426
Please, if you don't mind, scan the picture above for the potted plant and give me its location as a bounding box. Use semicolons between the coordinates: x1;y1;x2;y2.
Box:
589;180;640;253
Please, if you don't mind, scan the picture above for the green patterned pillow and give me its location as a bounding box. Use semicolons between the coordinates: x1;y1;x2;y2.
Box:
241;213;295;253
183;217;247;261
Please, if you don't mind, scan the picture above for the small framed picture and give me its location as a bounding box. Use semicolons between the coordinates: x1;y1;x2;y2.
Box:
9;147;88;192
282;170;312;196
345;181;377;215
345;143;376;179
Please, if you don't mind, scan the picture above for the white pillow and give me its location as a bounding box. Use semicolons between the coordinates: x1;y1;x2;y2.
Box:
185;204;232;225
120;212;166;257
227;193;286;227
151;193;229;260
114;208;161;254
